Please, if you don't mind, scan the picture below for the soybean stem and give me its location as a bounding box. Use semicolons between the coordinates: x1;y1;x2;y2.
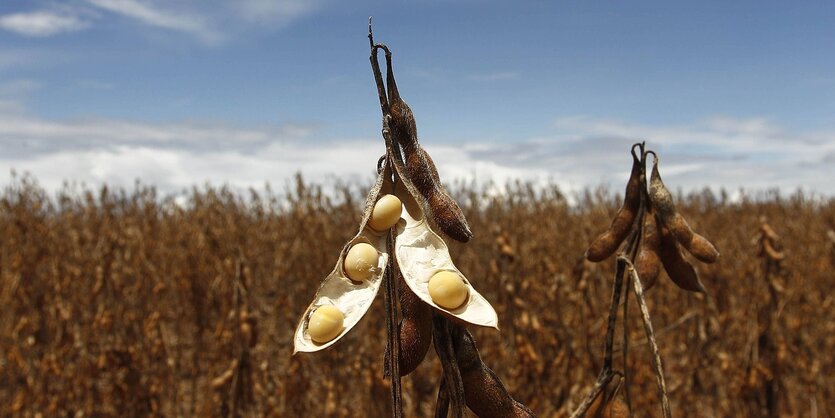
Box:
369;18;390;116
622;258;672;418
570;143;646;418
569;257;626;418
434;378;450;418
433;315;466;418
383;228;403;418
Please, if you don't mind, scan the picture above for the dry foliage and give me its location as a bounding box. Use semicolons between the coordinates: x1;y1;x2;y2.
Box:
1;173;833;417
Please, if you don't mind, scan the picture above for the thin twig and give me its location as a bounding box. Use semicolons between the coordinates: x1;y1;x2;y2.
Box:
370;19;404;418
603;260;627;371
368;18;390;116
433;315;465;418
621;257;672;418
569;259;626;418
569;369;615;418
434;378;450;418
384;228;403;418
612;310;699;352
622;267;631;410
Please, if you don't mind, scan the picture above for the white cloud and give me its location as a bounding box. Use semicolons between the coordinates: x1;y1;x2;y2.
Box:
1;109;833;198
233;0;322;25
0;112;313;152
547;116;835;195
86;0;222;44
0;1;325;44
0;10;89;37
1;141;383;195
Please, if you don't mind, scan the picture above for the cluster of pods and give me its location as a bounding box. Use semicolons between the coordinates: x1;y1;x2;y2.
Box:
585;144;720;292
293;40;496;357
293;23;720;418
292;24;538;417
292;153;497;353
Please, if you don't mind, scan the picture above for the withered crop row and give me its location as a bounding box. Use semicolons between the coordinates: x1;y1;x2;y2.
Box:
1;172;833;417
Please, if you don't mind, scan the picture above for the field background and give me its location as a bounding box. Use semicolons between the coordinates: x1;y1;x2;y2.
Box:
1;174;833;417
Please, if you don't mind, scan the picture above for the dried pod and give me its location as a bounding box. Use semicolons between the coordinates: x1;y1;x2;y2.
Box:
657;216;706;293
293;162;394;353
211;360;237;390
762;239;785;261
385;53;473;243
649;157;719;264
396;275;433;376
586;150;642;262
393;184;498;328
635;208;661;291
759;221;780;242
585;376;629;418
420;150;474;242
586;392;629;418
454;330;535;418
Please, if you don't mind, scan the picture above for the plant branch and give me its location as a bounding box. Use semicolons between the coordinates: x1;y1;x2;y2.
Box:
383;229;403;418
433;315;466;418
621;257;672;418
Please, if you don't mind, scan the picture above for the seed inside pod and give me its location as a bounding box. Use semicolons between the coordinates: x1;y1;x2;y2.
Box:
428;271;469;310
368;194;402;232
344;242;379;282
308;305;344;343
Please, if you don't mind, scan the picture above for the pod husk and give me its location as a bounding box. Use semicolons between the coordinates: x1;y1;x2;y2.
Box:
293;160;394;353
396;274;433;376
657;215;706;293
635;207;662;291
649;157;719;264
393;184;498;328
585;150;643;262
386;57;473;243
454;329;535;417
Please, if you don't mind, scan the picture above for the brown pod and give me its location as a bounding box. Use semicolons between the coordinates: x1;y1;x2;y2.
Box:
586;394;629;418
760;222;780;242
586;150;643;262
635;209;662;291
454;330;535;418
762;239;785;261
657;216;706;293
397;275;433;376
649;158;719;264
385;55;473;243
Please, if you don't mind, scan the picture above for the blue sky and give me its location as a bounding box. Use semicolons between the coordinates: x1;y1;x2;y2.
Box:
1;0;834;197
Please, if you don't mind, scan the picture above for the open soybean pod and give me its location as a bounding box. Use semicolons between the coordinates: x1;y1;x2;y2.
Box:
585;145;643;262
392;184;498;328
648;155;720;264
293;160;397;353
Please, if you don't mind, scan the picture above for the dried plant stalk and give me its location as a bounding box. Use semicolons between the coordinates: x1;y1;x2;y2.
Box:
623;258;671;418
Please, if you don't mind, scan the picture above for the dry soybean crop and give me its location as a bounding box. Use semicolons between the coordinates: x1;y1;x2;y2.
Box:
1;172;834;416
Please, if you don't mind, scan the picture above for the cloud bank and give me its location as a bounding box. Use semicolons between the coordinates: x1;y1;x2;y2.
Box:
0;10;89;37
1;103;833;198
0;0;324;44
